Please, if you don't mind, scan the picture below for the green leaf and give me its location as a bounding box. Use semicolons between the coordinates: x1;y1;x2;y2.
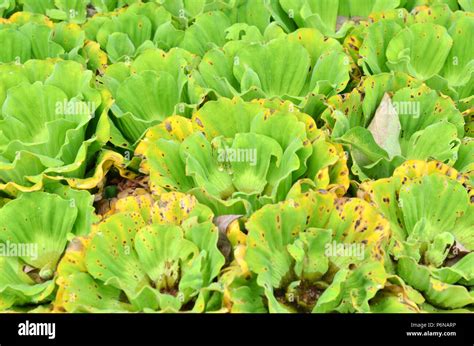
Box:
56;273;133;312
180;11;231;56
85;212;151;304
135;224;198;291
359;19;402;74
0;29;31;63
386;23;453;80
106;32;136;63
0;192;77;274
113;70;180;143
233;38;310;97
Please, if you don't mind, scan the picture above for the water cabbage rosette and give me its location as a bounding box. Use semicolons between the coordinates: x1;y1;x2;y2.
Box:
83;2;236;58
192;28;351;112
359;160;474;310
84;2;231;63
155;10;234;55
136;97;349;215
101;46;201;146
322;72;465;180
358;11;474;100
0;11;91;64
151;4;272;55
0;10;109;73
0;188;94;311
0;59;111;194
54;192;226;313
24;0;145;19
240;184;391;313
85;3;172;63
274;0;403;37
20;0;89;23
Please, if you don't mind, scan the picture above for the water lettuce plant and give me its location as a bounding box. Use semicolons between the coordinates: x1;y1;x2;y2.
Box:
0;59;121;194
322;72;465;180
242;185;391;312
359;160;473;310
358;9;474;100
101;46;201;146
0;0;471;315
137;97;349;215
192;28;351;113
0;187;94;311
54;192;226;312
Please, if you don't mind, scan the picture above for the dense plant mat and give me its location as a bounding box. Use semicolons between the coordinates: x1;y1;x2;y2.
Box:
0;0;472;313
